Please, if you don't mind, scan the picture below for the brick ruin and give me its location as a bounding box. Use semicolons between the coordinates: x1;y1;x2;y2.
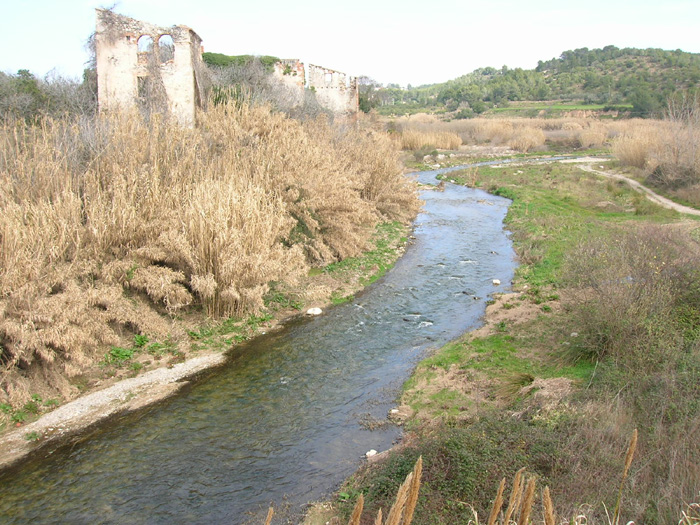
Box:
96;10;359;123
95;9;207;126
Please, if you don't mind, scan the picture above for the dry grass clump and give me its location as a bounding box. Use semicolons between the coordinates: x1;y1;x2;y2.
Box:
0;103;419;405
399;129;462;150
577;123;608;148
610;121;663;168
612;96;700;204
508;127;546;153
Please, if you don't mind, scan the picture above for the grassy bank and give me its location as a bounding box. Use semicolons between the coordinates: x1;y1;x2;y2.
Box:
0;104;421;430
326;157;700;524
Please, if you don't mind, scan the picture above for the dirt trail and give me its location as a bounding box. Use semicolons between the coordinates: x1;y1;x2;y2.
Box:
578;163;700;216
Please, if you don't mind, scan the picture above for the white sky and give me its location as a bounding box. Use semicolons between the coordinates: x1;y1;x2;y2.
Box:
1;0;699;87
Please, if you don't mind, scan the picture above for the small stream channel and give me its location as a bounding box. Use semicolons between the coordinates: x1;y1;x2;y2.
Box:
0;168;516;524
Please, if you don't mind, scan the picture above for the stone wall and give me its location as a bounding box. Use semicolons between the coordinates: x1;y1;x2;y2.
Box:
307;64;359;115
272;59;305;107
95;9;206;126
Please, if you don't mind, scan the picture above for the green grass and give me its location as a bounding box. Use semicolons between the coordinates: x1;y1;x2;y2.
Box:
322;221;409;286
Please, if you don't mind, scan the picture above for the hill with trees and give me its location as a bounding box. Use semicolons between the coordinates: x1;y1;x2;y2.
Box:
361;46;700;117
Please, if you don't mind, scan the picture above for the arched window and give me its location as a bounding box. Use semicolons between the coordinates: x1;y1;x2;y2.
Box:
158;34;175;63
137;35;154;53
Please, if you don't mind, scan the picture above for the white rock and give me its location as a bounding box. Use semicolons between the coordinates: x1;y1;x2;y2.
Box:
492;279;501;286
306;307;323;316
570;332;579;338
390;409;400;415
366;449;378;458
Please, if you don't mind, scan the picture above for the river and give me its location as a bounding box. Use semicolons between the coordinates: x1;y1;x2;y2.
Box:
0;168;516;523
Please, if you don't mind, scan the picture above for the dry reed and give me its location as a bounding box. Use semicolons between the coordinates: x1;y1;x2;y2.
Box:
0;103;419;405
399;130;462;150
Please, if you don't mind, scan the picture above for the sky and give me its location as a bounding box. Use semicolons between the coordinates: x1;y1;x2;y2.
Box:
1;0;699;87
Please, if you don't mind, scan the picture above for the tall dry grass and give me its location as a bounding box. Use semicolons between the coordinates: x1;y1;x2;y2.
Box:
398;129;462;151
392;116;617;152
0;103;419;404
612;97;700;204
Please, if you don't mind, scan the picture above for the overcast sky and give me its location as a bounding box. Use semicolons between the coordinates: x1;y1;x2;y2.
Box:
2;0;699;87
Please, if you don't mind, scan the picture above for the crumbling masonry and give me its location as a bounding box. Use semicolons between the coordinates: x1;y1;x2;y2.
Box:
306;64;359;115
95;9;207;126
96;10;358;121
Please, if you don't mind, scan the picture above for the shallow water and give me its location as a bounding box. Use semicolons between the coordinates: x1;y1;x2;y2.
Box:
0;169;515;524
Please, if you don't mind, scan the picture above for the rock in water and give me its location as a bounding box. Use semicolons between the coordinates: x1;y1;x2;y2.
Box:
492;279;501;286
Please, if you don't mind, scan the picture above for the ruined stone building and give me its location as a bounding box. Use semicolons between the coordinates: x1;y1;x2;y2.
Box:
95;9;207;126
273;61;359;115
307;64;359;115
95;10;358;122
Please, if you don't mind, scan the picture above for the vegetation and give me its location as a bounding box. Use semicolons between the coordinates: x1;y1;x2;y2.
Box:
329;113;700;523
0;94;419;413
361;46;699;118
202;52;280;72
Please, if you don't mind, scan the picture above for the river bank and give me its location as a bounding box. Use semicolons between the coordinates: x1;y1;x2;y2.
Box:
0;161;517;523
307;154;700;524
0;220;414;473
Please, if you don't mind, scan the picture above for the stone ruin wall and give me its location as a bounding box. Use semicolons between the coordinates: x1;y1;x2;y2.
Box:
96;10;358;121
307;64;359;115
272;59;306;107
95;9;207;126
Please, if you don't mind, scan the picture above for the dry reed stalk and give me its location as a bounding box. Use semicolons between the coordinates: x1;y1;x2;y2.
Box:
403;456;422;524
264;506;274;525
374;508;383;525
385;471;413;525
612;428;638;525
349;493;364;525
517;477;537;525
504;467;526;523
487;478;506;525
543;486;556;525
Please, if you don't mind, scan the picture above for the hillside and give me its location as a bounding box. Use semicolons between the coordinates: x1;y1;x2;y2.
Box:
365;46;700;117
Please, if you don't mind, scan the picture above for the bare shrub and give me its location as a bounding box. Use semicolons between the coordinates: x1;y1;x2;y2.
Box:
577;123;607;148
564;224;696;363
562;224;700;521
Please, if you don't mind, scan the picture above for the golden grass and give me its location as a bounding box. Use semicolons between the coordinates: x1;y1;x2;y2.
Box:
0;103;420;405
399;129;462;150
391;116;619;151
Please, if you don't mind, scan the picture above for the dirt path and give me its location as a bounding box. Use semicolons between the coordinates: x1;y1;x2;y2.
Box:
577;163;700;216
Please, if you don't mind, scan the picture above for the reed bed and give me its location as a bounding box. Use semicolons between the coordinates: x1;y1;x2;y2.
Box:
392;116;619;151
0;104;420;404
398;129;462;150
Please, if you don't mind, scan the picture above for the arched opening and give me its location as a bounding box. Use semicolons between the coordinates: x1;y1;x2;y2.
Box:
158;35;175;63
137;35;154;53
